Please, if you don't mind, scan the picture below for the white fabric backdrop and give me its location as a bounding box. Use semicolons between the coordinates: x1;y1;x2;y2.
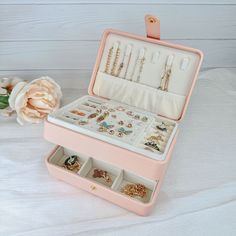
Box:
0;68;235;236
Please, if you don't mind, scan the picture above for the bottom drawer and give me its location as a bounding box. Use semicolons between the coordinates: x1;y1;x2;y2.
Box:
45;146;164;216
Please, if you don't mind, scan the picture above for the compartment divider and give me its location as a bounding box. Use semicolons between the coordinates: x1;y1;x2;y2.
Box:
111;170;124;190
78;157;92;177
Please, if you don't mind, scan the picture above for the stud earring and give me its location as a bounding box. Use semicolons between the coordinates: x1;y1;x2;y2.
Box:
98;121;114;132
126;123;132;128
117;132;123;137
108;130;115;135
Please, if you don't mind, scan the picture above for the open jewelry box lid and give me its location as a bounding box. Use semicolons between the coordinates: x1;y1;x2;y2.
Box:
88;15;203;122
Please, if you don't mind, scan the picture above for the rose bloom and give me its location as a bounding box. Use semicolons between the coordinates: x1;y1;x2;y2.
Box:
9;76;62;125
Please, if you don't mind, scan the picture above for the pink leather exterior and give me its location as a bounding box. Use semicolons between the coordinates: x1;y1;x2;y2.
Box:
88;29;203;122
44;120;178;181
44;16;203;215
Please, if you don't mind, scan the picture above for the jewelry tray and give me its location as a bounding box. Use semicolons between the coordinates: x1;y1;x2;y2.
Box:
48;95;178;161
44;15;203;216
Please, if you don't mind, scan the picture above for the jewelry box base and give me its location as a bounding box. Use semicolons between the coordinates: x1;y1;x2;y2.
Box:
45;145;175;216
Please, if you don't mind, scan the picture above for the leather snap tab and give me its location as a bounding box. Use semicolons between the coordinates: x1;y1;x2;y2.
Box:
145;15;160;40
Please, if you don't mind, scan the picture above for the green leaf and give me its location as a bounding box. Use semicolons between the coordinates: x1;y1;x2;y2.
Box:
0;95;9;109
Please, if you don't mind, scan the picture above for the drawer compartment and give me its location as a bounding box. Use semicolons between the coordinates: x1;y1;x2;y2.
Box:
45;146;162;216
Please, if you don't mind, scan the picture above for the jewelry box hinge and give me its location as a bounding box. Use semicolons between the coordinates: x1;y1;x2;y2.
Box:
145;15;160;40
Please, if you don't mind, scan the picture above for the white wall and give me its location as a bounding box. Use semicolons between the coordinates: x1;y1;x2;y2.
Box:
0;0;235;87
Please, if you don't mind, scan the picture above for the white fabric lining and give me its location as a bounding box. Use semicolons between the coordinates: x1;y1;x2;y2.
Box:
93;71;186;120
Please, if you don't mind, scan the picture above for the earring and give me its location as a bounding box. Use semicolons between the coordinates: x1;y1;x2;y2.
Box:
78;120;88;126
70;110;86;116
158;55;174;91
147;135;164;144
126;111;134;116
118;127;132;135
88;113;98;119
144;141;160;151
108;130;115;135
156;122;168;132
130;48;146;82
141;116;148;122
126;123;132;128
98;121;114;132
96;111;109;123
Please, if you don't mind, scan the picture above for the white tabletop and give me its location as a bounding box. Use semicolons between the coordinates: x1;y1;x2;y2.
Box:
0;68;235;236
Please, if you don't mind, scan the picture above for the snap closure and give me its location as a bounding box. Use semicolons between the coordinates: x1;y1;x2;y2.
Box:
148;16;157;24
90;185;96;191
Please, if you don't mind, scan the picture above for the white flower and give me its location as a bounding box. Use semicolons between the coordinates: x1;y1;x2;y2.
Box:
9;76;62;125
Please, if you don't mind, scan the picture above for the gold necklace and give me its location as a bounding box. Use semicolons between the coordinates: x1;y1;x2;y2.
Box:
111;43;120;76
104;46;113;74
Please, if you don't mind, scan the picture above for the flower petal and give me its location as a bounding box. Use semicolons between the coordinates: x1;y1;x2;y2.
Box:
9;81;27;110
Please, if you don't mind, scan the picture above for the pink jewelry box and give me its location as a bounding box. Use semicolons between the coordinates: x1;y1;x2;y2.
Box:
44;15;203;216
